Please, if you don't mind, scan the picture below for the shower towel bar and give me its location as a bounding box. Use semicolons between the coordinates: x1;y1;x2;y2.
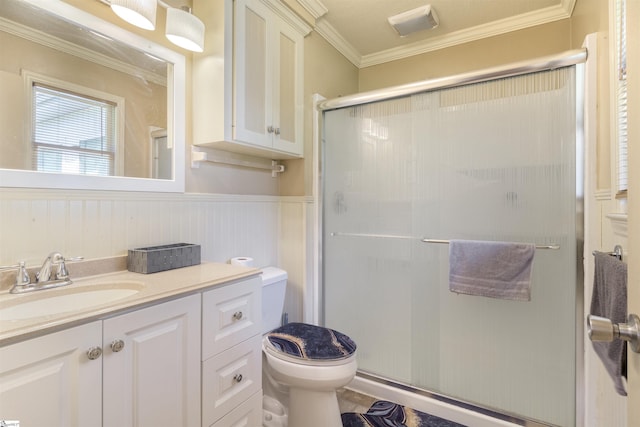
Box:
329;233;559;249
330;232;414;240
592;245;623;261
421;239;560;250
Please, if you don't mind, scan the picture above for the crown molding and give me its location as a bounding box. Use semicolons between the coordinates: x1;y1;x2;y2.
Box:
314;19;362;67
296;0;328;19
262;0;312;36
315;0;576;69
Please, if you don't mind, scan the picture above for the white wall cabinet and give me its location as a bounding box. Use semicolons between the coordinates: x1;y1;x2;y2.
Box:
193;0;310;160
0;321;103;427
234;0;304;157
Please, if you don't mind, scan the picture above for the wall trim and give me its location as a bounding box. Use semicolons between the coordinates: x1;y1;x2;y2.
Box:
595;189;612;200
0;188;289;203
606;212;628;238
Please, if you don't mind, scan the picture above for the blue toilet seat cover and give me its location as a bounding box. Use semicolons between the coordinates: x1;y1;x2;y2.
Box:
266;323;357;361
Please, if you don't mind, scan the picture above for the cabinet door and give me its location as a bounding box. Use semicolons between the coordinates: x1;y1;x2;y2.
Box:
234;0;272;149
234;0;304;157
271;15;303;157
0;322;102;427
103;294;201;427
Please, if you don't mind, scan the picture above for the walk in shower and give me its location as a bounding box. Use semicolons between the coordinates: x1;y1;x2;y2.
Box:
320;51;586;426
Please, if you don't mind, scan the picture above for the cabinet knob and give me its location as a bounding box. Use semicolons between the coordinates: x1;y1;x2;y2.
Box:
110;339;125;353
86;346;103;360
232;311;243;320
233;374;243;383
267;126;274;134
274;127;280;135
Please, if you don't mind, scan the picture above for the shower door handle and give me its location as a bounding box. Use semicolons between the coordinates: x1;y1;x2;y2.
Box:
587;314;640;353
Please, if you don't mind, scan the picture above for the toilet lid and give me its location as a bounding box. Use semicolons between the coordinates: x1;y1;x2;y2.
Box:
266;323;357;361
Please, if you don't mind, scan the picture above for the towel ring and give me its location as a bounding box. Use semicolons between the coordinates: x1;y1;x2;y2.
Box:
592;245;623;261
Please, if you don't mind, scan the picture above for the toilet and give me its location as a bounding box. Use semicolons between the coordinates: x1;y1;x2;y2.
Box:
261;267;358;427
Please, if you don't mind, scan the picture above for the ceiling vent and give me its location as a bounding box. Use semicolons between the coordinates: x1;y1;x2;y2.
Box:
387;5;439;37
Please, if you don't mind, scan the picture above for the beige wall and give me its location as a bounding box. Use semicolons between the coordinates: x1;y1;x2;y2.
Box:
279;31;360;196
359;20;571;92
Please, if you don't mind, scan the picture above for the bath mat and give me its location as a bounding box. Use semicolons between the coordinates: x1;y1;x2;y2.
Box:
341;400;467;427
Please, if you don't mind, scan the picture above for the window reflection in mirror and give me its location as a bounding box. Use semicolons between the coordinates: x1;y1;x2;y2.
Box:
0;0;185;192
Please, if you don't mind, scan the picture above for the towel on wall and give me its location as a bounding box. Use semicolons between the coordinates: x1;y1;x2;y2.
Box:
590;251;627;396
448;239;535;301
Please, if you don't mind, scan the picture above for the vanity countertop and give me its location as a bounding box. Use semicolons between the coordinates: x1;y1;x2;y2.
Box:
0;262;260;346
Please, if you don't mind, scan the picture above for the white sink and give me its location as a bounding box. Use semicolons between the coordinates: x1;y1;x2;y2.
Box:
0;281;145;321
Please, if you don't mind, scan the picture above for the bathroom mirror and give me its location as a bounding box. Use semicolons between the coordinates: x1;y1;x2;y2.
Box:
0;0;185;192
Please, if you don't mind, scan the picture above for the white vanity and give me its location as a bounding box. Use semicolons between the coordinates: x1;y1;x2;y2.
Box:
0;263;262;427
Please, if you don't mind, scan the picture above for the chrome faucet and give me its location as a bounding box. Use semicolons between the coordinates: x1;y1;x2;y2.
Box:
36;252;66;283
3;252;83;294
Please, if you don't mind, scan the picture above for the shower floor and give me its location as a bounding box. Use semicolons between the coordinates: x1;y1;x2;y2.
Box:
338;389;466;427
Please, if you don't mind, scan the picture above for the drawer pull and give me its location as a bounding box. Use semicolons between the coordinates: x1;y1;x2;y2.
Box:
232;311;243;320
233;374;243;383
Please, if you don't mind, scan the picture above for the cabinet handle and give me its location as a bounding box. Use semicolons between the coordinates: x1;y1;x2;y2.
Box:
233;311;243;320
233;374;243;383
86;346;103;360
274;127;281;135
110;339;125;353
267;126;274;133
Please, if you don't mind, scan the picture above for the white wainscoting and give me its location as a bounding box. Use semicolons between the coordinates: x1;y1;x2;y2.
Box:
0;189;313;322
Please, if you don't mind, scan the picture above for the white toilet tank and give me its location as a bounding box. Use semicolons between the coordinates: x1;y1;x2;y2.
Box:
261;267;287;334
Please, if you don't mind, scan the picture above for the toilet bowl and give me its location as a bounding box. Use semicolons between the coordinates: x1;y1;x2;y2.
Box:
261;268;357;427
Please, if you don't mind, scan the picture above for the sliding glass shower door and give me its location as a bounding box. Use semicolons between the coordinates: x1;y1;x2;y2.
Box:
322;67;581;426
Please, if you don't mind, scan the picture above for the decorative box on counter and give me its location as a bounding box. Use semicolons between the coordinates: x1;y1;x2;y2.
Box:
127;243;201;274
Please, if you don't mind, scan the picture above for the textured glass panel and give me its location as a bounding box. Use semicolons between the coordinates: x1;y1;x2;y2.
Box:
323;67;578;426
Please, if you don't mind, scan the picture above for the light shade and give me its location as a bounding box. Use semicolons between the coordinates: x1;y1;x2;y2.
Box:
388;5;439;37
166;7;205;53
111;0;157;30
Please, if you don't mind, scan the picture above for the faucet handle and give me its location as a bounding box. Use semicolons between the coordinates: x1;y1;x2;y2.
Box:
16;261;30;286
1;261;31;288
55;256;83;281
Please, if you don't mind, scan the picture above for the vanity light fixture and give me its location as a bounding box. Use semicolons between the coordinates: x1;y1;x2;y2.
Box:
165;6;205;52
388;4;439;37
104;0;205;52
110;0;157;31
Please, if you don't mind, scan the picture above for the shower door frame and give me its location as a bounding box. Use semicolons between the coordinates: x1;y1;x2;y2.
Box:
315;48;589;426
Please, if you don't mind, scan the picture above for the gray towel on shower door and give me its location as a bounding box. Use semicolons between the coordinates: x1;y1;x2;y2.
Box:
448;239;535;301
590;251;627;396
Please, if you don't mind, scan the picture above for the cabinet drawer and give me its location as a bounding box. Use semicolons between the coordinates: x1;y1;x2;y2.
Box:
202;276;261;359
202;334;262;426
209;390;262;427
